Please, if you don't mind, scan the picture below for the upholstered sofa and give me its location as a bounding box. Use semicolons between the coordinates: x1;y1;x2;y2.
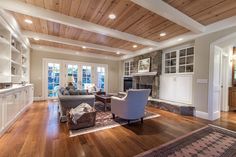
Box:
58;88;95;122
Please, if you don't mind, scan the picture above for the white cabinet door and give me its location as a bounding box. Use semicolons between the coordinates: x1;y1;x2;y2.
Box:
160;75;177;102
176;75;192;104
4;94;14;126
160;75;193;104
0;95;3;131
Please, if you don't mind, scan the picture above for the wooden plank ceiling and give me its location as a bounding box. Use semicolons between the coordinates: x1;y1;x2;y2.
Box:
12;12;146;52
17;0;189;42
164;0;236;25
13;0;236;57
30;39;122;57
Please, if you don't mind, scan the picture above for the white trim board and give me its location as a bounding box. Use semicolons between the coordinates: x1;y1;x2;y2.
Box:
131;0;205;33
23;31;132;55
195;111;209;120
32;45;121;61
0;0;159;46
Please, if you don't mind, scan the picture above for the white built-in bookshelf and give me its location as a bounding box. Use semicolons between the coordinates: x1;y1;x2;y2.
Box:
0;22;29;83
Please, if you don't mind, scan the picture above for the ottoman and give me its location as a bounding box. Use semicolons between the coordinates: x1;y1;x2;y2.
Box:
67;108;97;130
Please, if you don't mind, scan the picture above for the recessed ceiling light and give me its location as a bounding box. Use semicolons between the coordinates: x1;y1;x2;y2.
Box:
34;37;39;41
160;32;166;37
108;14;116;20
178;38;183;41
133;45;138;48
82;46;86;49
24;19;33;24
116;51;120;55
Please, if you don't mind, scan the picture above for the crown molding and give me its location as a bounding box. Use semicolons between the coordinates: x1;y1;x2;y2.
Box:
31;44;121;61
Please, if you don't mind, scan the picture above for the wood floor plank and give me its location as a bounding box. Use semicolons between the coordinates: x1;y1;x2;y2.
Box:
0;101;236;157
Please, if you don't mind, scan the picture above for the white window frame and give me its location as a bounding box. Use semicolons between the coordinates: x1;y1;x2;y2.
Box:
162;44;195;75
123;59;134;77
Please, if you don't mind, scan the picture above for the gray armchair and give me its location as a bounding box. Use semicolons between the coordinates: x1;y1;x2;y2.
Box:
111;89;150;123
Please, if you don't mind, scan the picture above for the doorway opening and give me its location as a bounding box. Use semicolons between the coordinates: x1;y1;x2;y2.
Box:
209;33;236;120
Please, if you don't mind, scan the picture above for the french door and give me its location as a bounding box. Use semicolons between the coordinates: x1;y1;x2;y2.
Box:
45;61;61;99
43;59;108;100
66;64;79;89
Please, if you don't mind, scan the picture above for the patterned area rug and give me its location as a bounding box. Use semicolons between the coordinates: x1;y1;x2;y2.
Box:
69;103;160;137
135;125;236;157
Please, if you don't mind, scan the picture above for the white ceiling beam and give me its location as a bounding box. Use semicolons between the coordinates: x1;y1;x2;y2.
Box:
131;0;205;33
123;15;236;60
0;0;160;46
22;31;132;55
31;45;120;61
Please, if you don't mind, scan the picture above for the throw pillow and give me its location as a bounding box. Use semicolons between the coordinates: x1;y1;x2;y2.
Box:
69;89;76;95
63;90;69;95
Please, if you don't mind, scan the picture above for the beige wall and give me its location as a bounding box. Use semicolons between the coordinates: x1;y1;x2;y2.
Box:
30;49;121;98
193;26;236;112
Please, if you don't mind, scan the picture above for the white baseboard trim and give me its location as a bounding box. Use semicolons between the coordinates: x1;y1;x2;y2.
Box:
211;111;220;121
34;97;44;101
195;110;209;120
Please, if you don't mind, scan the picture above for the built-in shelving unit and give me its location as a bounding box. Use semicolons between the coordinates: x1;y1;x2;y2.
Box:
0;22;30;83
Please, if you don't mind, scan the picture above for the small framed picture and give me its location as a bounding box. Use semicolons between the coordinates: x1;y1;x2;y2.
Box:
138;58;150;73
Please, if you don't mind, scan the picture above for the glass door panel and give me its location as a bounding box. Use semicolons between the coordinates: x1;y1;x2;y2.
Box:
66;64;78;88
82;65;92;89
47;63;60;98
97;67;105;91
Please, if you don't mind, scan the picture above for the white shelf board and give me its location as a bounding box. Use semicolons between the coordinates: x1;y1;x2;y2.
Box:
11;60;22;66
0;37;9;45
11;46;21;54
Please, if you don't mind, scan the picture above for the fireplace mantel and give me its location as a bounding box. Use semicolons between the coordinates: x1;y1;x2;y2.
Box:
131;72;157;77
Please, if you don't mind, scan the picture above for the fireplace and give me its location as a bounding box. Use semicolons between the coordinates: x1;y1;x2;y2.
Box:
136;84;152;96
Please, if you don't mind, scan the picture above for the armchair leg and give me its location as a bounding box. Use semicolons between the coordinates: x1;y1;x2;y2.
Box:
128;120;130;125
112;113;115;119
141;118;144;124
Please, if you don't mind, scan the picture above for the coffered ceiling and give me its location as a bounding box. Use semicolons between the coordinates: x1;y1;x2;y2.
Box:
1;0;236;60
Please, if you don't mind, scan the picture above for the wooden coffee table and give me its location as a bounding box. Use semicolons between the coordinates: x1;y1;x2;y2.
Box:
95;94;114;111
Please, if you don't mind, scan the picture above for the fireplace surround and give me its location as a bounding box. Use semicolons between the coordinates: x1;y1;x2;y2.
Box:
127;50;162;98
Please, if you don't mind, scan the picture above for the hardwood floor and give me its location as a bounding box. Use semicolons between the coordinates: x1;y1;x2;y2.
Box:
0;101;236;157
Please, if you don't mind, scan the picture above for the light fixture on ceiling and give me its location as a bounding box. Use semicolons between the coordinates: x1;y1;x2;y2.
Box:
178;38;183;41
160;32;166;37
108;13;116;20
34;37;39;41
149;47;153;50
133;45;138;48
82;46;86;49
116;51;120;55
24;19;33;24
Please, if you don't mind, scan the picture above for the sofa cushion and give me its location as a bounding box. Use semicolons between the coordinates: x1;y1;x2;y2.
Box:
78;89;88;95
69;88;76;95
